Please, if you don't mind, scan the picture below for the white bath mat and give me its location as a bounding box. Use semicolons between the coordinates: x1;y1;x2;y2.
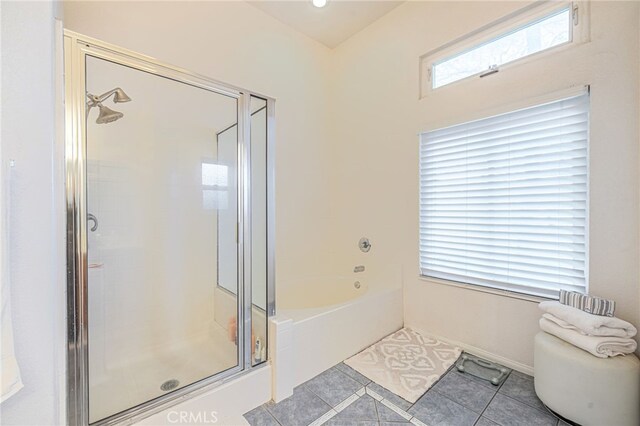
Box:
344;328;461;403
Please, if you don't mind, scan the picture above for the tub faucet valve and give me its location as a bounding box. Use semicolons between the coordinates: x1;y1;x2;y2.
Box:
359;237;371;253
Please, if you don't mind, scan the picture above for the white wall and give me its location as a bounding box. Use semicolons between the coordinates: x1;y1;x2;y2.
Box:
0;1;65;424
330;0;640;369
3;1;336;424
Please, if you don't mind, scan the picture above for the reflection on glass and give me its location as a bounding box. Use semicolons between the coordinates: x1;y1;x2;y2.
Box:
86;55;239;423
202;162;229;210
202;163;229;186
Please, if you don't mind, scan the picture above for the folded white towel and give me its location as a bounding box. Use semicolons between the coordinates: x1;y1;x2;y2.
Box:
539;317;637;358
539;301;637;338
542;313;634;338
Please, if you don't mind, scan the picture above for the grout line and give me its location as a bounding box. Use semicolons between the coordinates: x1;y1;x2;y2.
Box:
430;387;484;417
255;403;283;426
379;398;413;421
365;387;383;401
334;394;359;412
407;360;459;411
495;374;559;419
309;409;337;426
267;409;283;426
299;368;358;409
373;393;381;422
475;385;499;425
494;393;560;421
410;417;428;426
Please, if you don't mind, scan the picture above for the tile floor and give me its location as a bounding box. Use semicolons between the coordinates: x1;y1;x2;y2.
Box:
244;355;572;426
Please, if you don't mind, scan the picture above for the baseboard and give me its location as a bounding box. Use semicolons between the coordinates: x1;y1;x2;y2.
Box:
409;326;534;376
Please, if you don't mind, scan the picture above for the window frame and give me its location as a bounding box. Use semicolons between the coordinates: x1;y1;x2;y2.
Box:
417;86;590;300
419;1;589;98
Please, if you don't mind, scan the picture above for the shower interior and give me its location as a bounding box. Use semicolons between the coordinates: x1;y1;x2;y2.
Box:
66;33;273;425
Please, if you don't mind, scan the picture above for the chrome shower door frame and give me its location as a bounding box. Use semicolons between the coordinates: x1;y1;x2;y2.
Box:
64;30;276;426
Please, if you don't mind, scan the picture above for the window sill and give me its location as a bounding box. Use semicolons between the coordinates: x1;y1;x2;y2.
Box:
418;275;554;304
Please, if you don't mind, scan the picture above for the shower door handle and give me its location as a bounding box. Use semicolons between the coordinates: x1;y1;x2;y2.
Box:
87;213;98;232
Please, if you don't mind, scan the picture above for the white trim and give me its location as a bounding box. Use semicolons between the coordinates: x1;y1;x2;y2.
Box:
418;276;550;304
418;84;589;135
54;18;67;426
420;1;590;98
408;327;534;376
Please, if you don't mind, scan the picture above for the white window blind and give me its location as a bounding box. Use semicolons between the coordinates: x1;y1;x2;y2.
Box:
419;92;589;298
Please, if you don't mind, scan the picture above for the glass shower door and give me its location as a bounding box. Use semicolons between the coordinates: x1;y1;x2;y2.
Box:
84;55;241;423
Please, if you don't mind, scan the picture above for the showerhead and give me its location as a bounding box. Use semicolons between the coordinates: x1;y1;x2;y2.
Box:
96;104;124;124
87;87;131;124
112;88;131;103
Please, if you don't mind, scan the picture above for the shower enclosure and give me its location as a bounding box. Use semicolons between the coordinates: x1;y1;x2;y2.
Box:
64;31;274;425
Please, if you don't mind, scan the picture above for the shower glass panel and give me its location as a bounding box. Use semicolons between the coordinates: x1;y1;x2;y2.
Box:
85;56;240;423
250;96;268;366
217;97;269;366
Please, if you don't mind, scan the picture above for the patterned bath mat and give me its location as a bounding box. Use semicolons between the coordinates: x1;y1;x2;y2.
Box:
344;328;461;403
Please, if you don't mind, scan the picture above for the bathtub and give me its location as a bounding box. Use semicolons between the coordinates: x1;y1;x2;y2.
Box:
271;269;403;393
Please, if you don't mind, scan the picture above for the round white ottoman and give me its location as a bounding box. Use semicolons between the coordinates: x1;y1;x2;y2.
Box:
534;331;640;426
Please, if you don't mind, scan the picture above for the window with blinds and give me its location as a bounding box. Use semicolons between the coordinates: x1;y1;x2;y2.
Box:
419;92;589;298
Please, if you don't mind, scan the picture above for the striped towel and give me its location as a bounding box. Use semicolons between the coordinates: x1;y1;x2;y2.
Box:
559;290;615;317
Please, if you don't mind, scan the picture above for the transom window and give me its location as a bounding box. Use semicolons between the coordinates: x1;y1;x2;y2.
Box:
418;91;589;298
420;2;587;96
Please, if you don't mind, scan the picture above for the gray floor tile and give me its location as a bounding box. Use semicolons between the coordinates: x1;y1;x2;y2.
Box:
483;394;557;426
433;370;496;413
331;395;378;422
379;423;412;426
498;371;546;411
475;417;499;426
324;421;377;426
265;387;331;426
408;391;479;426
375;400;409;422
336;362;372;385
365;382;412;411
302;366;362;407
244;405;279;426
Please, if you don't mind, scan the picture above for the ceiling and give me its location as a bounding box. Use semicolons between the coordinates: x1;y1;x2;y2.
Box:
247;1;405;48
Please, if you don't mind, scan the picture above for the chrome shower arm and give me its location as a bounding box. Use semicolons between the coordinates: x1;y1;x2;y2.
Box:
86;88;131;108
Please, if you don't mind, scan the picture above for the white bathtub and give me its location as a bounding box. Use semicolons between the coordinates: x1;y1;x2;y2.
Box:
273;270;403;391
